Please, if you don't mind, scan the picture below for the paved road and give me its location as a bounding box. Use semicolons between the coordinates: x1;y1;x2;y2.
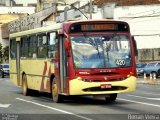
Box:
0;77;160;120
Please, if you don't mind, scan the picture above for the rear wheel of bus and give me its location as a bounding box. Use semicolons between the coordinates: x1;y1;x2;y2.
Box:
51;79;63;103
105;94;117;102
22;74;31;96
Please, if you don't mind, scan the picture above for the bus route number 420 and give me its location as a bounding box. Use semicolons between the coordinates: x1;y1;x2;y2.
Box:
115;59;126;66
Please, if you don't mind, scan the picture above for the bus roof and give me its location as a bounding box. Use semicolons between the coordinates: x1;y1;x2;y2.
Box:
64;19;128;24
9;19;129;38
63;19;130;34
9;23;62;38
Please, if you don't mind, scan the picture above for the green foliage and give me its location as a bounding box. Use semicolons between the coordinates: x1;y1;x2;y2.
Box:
0;43;9;64
3;46;9;62
0;43;3;64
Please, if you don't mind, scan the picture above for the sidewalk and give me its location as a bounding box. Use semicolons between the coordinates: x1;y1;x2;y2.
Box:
136;77;160;85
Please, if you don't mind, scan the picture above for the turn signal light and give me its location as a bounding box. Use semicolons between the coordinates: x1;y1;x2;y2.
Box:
127;72;133;77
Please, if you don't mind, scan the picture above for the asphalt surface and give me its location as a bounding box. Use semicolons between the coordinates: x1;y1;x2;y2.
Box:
0;77;160;120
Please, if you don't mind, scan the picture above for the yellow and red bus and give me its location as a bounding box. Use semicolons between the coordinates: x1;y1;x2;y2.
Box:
9;20;137;103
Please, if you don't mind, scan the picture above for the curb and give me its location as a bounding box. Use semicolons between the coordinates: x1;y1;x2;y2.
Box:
137;80;160;85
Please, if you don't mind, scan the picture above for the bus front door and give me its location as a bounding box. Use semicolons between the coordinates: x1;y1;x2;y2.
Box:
16;37;20;86
58;36;67;93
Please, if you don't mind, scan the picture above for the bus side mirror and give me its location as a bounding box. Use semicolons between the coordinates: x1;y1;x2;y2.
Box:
64;38;71;50
132;36;138;56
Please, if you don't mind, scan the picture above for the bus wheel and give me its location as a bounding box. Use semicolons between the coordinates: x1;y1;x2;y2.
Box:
105;94;117;102
51;80;63;103
22;74;30;96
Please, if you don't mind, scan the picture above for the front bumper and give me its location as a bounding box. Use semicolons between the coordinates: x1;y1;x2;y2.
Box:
69;76;136;95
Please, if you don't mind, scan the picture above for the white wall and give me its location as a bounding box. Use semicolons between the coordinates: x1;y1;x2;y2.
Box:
0;7;35;14
14;0;37;6
57;2;160;49
114;5;160;49
57;0;102;21
0;26;9;47
0;6;36;48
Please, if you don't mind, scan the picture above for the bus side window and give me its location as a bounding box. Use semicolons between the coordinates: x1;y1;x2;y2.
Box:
21;37;29;58
37;33;47;58
10;39;17;59
47;32;56;58
28;35;37;58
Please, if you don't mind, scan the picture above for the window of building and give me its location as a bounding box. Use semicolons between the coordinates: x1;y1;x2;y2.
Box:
0;0;5;5
43;3;52;10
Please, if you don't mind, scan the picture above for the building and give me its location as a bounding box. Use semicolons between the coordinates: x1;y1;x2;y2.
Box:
113;4;160;62
37;0;57;12
95;0;160;6
0;0;16;6
0;0;36;48
65;0;160;62
0;14;28;47
6;0;160;62
14;0;37;7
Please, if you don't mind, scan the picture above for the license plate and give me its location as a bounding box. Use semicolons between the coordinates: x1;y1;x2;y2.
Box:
100;84;112;89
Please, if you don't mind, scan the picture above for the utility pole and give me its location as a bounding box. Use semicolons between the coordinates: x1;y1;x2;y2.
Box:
89;0;92;19
64;6;69;21
57;0;69;21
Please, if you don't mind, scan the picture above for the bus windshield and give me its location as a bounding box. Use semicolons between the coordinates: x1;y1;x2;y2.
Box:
71;34;132;69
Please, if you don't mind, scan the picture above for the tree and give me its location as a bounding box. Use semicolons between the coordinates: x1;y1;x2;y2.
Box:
3;46;9;63
0;43;3;64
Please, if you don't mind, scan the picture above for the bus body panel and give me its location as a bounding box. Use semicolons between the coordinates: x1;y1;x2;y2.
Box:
20;59;54;92
10;60;18;86
9;24;61;93
69;76;136;95
9;20;137;100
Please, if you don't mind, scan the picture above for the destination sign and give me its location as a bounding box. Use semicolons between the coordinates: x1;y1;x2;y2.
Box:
69;22;129;33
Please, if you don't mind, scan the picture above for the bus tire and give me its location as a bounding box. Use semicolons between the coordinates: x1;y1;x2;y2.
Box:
105;93;117;102
22;74;30;96
51;79;63;103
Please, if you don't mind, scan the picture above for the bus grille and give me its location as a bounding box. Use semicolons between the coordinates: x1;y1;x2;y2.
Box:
83;86;127;92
